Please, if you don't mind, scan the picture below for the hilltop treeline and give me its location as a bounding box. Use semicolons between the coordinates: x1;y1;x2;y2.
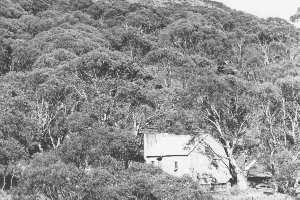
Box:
1;0;300;198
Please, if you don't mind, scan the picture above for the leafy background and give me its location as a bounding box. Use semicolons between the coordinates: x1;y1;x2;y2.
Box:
1;0;300;199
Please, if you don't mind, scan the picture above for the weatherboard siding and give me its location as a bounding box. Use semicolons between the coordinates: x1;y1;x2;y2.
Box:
146;155;190;177
162;156;189;177
146;151;208;178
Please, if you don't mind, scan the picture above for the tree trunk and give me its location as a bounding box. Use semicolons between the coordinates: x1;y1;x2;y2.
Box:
236;172;248;191
167;64;172;88
49;129;56;148
230;157;248;191
133;113;139;136
56;137;61;147
2;176;5;191
38;143;44;153
10;173;14;189
282;98;287;147
272;182;278;193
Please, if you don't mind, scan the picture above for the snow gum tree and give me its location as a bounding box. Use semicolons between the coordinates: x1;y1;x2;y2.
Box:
186;75;260;190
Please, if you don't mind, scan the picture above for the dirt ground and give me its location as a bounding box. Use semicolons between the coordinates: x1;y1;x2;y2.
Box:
0;191;11;200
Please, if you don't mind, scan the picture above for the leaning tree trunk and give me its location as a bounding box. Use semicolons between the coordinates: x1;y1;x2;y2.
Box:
229;157;248;191
224;140;249;191
2;176;5;191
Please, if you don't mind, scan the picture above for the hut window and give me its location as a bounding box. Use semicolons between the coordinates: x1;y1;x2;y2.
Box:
175;161;178;170
151;161;155;165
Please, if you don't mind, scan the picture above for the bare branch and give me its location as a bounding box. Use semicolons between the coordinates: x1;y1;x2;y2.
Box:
245;159;257;171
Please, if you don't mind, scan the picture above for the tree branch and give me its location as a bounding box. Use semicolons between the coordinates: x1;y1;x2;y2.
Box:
245;159;257;171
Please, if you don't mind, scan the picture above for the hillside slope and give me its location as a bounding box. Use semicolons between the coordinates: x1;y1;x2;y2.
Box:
0;0;300;198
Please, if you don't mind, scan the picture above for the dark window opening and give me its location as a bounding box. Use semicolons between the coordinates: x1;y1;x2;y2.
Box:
151;161;155;165
175;161;178;171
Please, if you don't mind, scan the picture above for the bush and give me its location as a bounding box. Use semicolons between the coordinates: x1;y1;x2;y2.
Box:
271;150;300;196
230;185;243;196
11;151;211;200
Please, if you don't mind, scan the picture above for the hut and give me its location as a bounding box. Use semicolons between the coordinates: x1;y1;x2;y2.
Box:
144;133;232;189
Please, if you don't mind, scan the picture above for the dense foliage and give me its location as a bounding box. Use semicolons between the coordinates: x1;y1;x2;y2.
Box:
1;0;300;198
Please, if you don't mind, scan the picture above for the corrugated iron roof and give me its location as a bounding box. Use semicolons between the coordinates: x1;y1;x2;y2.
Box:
146;134;227;158
200;134;227;159
146;135;196;157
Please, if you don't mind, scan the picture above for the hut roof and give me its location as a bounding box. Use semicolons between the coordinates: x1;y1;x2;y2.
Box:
146;135;196;157
146;134;227;158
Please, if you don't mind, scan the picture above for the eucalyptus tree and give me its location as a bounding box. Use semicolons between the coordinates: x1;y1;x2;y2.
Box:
290;7;300;23
185;75;260;190
276;76;300;157
145;47;184;88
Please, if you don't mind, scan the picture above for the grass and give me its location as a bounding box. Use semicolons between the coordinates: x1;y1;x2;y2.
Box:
212;187;294;200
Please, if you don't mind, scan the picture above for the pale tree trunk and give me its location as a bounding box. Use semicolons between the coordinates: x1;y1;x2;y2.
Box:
101;113;107;125
294;177;299;189
282;98;287;147
231;39;244;69
235;159;257;191
56;137;61;147
264;100;277;142
132;113;139;136
288;102;298;142
2;176;5;191
49;129;57;148
161;62;168;88
258;43;270;67
37;98;67;149
38;143;43;153
272;182;278;193
10;173;14;189
226;143;249;191
133;125;139;137
229;156;248;190
49;132;61;148
200;100;257;190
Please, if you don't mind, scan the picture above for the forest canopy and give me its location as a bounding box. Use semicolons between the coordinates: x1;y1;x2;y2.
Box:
1;0;300;199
